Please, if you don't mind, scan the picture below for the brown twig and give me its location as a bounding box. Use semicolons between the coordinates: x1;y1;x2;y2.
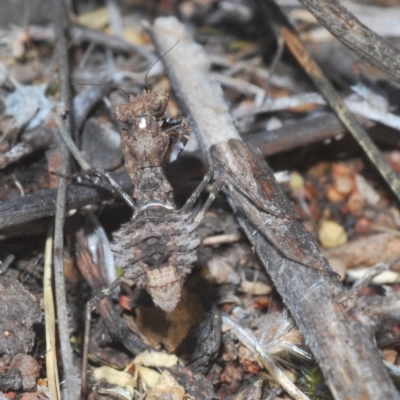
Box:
295;0;400;83
52;0;79;398
149;16;398;400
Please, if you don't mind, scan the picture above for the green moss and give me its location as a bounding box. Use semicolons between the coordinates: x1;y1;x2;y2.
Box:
298;367;332;400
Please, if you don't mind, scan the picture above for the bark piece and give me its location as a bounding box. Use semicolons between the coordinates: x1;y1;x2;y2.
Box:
0;275;41;358
146;371;185;400
169;366;219;400
0;368;22;391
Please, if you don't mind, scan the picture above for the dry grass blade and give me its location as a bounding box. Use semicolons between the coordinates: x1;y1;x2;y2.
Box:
44;224;61;400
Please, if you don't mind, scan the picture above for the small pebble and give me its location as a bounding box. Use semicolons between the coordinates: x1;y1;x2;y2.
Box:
382;349;397;365
335;176;354;196
318;220;347;248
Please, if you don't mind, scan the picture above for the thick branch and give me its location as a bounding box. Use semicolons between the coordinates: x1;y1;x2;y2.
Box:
150;16;398;400
0;112;355;235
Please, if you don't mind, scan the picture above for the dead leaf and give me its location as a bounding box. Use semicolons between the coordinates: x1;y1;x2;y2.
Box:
133;350;178;368
137;366;161;391
126;288;206;351
207;257;240;285
77;8;108;30
146;371;185;400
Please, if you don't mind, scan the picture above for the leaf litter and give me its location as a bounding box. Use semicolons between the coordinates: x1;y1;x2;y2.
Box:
0;0;400;399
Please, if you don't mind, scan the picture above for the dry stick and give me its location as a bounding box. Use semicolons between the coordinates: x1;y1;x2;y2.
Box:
295;0;400;83
55;114;142;395
0;112;371;235
52;0;80;398
68;25;156;63
264;0;400;203
150;16;398;400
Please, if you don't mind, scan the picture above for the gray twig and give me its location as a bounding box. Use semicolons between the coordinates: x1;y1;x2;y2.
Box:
106;0;124;38
354;294;400;331
52;0;79;398
0;111;359;235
